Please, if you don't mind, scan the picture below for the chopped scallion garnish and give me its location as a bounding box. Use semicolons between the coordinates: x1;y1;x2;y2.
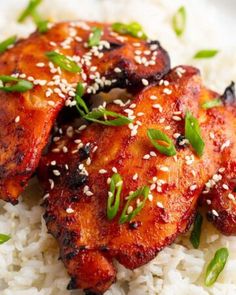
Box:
147;129;176;156
46;51;81;73
0;233;11;244
112;22;147;40
194;49;219;59
0;75;33;92
83;108;132;126
88;27;102;47
119;186;149;224
18;0;49;33
202;98;222;109
172;6;186;37
31;10;49;33
205;248;229;286
18;0;42;23
0;35;17;54
185;111;205;156
190;212;203;249
75;83;89;116
107;173;123;220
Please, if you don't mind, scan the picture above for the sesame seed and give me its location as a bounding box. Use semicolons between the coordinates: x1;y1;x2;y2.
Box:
173;133;181;139
108;191;113;198
48;100;55;106
36;62;45;68
78;125;87;131
85;191;93;196
137;112;145;117
114;67;122;73
132;173;138;180
222;184;229;190
15;116;20;123
221;139;230;151
219;167;225;173
143;154;150;160
159;166;169;172
99;169;107;174
163;88;172;95
172;115;182;121
190;184;197;191
53;170;60;176
150;151;157;157
156;202;164;208
212;209;219;217
142;79;149;86
148;194;153;201
66;208;75;214
43;193;49;200
51;161;56;166
107;177;111;184
212;174;222;182
150;95;157;100
86;157;91;165
112;167;118;173
127;206;133;214
228;193;235;201
150;183;156;191
206;199;211;205
49;179;54;190
152;104;163;112
209;132;215;140
63;146;68;153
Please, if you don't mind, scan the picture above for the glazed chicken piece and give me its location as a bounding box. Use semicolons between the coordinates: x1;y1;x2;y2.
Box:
38;66;236;294
200;83;236;235
0;21;170;204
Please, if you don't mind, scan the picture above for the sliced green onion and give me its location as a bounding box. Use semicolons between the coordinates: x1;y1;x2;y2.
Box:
190;212;203;249
112;22;147;40
0;75;33;92
119;186;149;224
83;108;132;126
194;49;219;59
147;129;176;156
76;82;85;97
202;98;222;109
75;83;89;116
0;35;17;54
172;6;186;37
0;234;11;244
37;20;49;33
107;173;123;220
45;51;81;73
185;111;205;157
18;0;42;23
31;10;49;33
205;248;229;287
88;27;102;47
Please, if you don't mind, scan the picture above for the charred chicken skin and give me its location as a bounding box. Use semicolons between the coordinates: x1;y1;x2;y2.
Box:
38;66;236;294
0;21;170;204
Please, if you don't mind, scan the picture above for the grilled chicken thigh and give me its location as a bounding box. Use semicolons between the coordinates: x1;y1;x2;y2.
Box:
0;21;170;204
200;83;236;235
38;66;236;294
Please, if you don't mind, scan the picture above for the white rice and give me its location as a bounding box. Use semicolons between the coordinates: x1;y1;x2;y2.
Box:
0;0;236;294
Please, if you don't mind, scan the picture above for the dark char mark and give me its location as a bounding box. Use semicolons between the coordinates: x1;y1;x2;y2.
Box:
67;168;88;190
221;81;236;106
67;277;77;290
